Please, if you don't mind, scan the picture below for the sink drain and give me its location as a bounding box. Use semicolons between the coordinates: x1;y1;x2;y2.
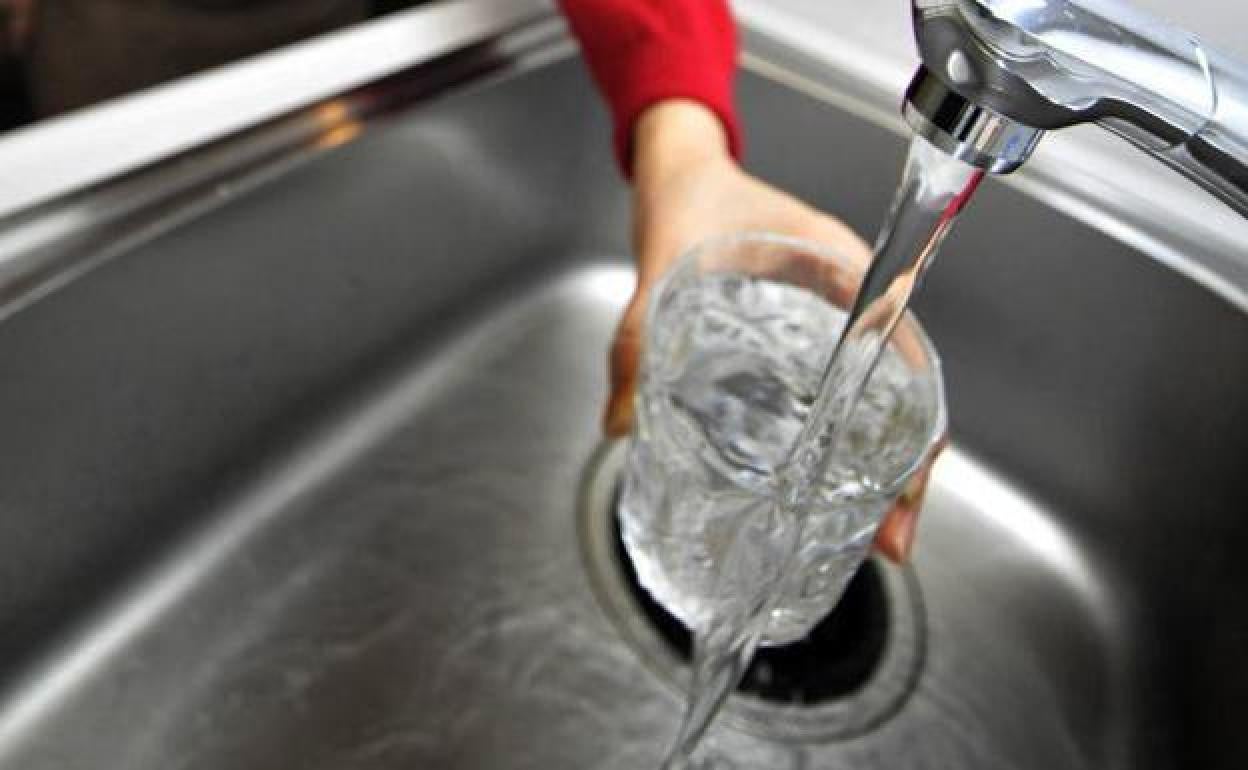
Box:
578;441;926;743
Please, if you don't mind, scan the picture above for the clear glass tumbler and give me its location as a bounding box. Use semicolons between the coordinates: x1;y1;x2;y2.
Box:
617;232;946;646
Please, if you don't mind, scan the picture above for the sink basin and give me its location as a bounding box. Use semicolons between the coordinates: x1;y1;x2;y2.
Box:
0;21;1246;770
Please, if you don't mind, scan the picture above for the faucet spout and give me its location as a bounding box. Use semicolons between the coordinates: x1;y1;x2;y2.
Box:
902;66;1044;174
905;0;1248;216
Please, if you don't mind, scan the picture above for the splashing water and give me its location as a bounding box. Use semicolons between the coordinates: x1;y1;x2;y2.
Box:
659;136;983;769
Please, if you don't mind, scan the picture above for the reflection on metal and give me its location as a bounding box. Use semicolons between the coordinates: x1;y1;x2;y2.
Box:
932;449;1113;624
580;263;636;305
314;122;364;150
308;100;371;149
311;101;355;128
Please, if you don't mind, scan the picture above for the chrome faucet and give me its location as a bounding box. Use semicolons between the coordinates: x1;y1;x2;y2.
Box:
903;0;1248;215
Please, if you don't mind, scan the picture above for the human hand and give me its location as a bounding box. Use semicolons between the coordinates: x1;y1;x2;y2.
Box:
606;99;938;562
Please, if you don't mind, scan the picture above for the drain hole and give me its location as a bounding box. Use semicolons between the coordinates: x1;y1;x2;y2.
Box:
611;500;890;705
580;441;925;741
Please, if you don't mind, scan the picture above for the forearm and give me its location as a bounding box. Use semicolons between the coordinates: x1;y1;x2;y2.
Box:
633;99;730;186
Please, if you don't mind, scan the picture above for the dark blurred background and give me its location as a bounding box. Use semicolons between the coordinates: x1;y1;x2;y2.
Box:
0;0;429;133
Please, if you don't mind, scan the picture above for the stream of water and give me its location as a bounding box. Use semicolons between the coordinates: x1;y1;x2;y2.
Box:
659;135;984;769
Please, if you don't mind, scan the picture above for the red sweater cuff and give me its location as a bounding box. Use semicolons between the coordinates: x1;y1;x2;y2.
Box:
558;0;742;176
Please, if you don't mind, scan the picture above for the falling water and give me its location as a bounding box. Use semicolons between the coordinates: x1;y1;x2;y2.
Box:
660;135;983;769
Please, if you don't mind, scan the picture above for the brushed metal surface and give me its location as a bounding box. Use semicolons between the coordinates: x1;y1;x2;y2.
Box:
0;43;1245;770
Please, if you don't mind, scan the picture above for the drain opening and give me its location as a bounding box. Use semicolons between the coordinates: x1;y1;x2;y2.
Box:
580;441;927;742
611;493;890;704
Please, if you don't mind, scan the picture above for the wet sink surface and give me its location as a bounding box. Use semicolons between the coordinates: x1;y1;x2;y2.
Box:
0;50;1246;770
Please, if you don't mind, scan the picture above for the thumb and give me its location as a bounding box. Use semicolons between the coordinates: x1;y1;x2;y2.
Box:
604;294;646;437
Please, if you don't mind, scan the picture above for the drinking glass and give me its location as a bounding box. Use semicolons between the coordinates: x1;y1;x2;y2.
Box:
618;232;946;646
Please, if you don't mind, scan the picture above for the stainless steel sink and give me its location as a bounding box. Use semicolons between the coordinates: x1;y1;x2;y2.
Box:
0;9;1246;770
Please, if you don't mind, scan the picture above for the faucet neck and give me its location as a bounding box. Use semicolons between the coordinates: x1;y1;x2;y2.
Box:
910;0;1248;216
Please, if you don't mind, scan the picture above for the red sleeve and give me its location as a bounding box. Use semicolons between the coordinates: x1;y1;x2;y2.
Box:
557;0;742;175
